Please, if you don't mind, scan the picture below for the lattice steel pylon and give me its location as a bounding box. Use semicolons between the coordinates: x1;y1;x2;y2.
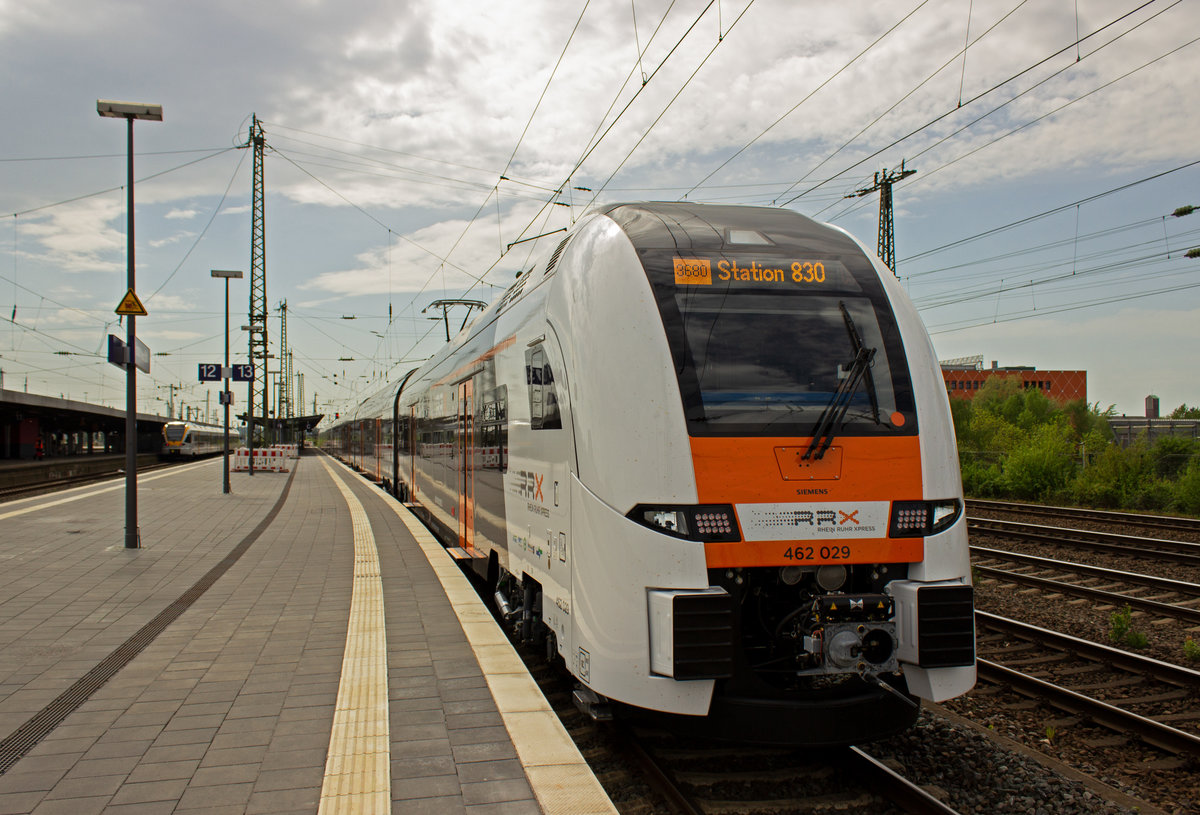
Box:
287;351;295;419
277;300;291;420
847;160;915;276
248;115;268;443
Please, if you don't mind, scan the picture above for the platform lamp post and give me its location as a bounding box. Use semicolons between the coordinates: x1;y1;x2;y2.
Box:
98;99;162;550
212;270;243;494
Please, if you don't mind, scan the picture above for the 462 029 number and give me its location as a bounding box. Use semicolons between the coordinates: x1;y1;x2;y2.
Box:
783;544;851;561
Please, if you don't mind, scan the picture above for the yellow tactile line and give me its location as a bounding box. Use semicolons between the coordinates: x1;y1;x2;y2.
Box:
322;457;618;815
318;459;391;814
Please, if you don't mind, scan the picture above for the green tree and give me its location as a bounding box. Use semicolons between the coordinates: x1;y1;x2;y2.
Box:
1001;422;1077;500
1169;404;1200;420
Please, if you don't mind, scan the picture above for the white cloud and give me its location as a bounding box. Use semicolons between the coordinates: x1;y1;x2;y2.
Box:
17;197;125;275
2;0;1198;413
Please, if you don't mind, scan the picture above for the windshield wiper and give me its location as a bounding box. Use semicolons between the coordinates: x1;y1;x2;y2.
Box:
802;302;880;461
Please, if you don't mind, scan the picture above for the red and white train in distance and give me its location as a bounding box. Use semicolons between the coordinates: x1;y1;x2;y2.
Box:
324;202;975;745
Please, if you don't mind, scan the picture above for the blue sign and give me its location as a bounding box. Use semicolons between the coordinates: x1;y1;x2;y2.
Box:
232;364;254;382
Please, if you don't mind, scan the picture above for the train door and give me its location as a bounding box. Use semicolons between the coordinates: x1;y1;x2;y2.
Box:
374;418;382;482
458;379;475;550
408;406;417;500
528;330;576;660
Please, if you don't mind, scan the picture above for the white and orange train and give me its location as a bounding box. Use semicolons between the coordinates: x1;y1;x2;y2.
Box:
323;202;975;745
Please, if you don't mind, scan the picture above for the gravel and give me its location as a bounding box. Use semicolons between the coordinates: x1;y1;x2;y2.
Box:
868;709;1141;814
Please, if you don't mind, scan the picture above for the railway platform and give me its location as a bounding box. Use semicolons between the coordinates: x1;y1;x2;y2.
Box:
0;452;614;814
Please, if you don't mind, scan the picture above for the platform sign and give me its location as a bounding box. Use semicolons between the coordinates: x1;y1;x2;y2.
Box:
131;337;150;373
108;334;150;373
218;391;234;405
200;363;252;382
107;334;126;370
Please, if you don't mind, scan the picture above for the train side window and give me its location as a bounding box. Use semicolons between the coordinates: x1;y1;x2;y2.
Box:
526;348;562;430
478;385;509;472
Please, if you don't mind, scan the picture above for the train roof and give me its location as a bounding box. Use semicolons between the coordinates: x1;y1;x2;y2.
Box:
600;202;858;254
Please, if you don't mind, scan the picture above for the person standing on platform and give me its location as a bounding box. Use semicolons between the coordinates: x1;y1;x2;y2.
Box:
34;436;44;460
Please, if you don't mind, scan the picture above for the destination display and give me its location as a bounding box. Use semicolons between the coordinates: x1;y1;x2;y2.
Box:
673;256;854;288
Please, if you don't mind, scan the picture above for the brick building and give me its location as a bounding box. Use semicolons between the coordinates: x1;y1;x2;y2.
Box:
939;355;1086;403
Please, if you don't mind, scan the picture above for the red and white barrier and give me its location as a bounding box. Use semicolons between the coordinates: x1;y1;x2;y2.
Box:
231;447;290;473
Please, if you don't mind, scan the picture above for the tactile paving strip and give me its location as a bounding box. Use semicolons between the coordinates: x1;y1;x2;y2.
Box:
317;460;391;814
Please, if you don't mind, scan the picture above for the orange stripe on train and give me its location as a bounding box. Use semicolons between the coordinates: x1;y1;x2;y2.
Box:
690;436;924;568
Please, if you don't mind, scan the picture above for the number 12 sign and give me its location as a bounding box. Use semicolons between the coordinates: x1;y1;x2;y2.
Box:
198;363;254;382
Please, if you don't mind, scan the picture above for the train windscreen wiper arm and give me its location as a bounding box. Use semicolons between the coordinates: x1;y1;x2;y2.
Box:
802;302;879;461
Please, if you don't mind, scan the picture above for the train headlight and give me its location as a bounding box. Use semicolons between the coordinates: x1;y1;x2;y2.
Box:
887;499;961;537
627;504;741;542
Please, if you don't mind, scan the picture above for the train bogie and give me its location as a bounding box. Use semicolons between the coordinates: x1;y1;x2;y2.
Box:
322;202;976;745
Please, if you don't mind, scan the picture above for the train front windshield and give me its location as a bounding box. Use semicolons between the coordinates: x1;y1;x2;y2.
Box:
640;250;916;439
164;423;186;442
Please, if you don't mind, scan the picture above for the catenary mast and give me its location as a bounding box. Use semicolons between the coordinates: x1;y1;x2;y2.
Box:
248;115;268;449
848;160;915;276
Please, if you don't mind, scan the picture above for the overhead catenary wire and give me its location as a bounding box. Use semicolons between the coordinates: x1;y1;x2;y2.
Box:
681;0;933;200
775;0;1167;208
902;159;1200;265
6;4;1196;411
585;0;758;204
147;148;249;302
894;30;1200;200
927;278;1200;335
2;148;239;219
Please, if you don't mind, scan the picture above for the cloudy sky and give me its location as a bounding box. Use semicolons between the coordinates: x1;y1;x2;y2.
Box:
2;0;1197;422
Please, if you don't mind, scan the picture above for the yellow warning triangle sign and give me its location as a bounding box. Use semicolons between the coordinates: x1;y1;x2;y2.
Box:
115;289;148;316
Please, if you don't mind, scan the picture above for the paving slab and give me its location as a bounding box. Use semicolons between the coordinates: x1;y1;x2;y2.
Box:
0;453;615;814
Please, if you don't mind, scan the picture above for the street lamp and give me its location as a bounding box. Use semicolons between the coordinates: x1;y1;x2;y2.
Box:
212;270;243;494
98;99;162;550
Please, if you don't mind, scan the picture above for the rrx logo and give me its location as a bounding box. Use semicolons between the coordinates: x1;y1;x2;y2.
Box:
514;470;544;503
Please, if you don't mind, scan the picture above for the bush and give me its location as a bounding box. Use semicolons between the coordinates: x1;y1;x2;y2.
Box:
950;379;1200;517
1001;423;1077;500
1171;462;1200;515
1150;435;1197;480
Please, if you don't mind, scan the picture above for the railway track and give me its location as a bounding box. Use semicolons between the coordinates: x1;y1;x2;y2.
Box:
616;723;964;815
969;518;1200;566
974;612;1200;756
511;639;963;814
962;505;1200;812
967;498;1200;539
970;546;1200;626
0;458;186;502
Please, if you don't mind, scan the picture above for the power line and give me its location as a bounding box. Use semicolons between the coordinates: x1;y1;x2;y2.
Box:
499;0;592;179
927;278;1200;334
3;148;239;219
682;0;933;199
586;0;757;203
903;159;1200;264
776;0;1165;207
0;147;232;163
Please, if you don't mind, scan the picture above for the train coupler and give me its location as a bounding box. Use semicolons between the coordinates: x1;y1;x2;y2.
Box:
573;687;613;721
